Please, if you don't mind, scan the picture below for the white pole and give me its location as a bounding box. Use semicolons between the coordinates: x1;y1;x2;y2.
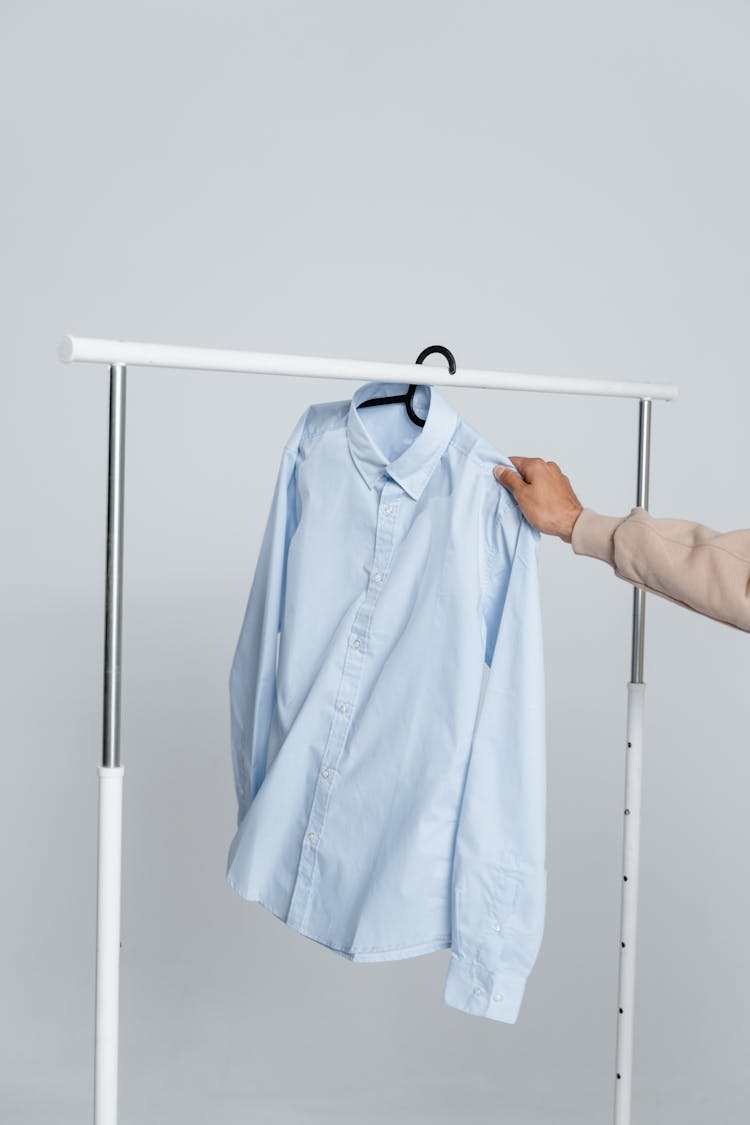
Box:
94;765;125;1125
93;363;127;1124
614;684;646;1123
58;335;678;401
614;398;652;1124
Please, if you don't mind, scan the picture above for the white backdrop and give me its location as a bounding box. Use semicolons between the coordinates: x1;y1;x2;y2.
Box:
2;2;748;1122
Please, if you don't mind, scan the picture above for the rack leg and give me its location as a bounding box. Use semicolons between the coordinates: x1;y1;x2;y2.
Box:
614;682;645;1123
94;364;127;1125
94;765;124;1125
613;397;651;1125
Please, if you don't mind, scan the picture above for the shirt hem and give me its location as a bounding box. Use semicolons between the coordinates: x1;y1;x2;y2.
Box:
226;874;452;962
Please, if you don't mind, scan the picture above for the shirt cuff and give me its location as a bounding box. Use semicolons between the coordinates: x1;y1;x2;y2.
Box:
570;507;626;566
443;951;527;1024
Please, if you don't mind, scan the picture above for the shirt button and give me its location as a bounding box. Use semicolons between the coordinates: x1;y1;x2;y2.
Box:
491;922;501;932
307;831;316;842
372;572;382;583
383;505;393;515
493;993;504;1002
352;637;361;648
473;986;483;996
339;702;348;713
321;768;330;778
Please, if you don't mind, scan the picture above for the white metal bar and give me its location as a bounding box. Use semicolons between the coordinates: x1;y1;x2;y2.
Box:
94;764;124;1125
58;335;678;401
614;683;646;1125
94;363;126;1125
615;396;653;1125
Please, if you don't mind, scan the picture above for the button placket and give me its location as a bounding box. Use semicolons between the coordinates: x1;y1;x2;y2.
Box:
368;486;399;592
286;481;402;932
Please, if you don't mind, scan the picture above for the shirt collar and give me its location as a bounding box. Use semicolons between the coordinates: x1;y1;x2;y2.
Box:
346;380;458;501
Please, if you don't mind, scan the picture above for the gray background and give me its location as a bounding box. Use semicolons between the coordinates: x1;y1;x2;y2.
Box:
2;2;748;1122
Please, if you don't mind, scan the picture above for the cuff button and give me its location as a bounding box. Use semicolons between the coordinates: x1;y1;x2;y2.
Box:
472;986;483;996
493;992;504;1002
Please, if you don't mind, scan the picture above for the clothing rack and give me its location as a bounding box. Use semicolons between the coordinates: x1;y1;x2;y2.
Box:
58;334;678;1125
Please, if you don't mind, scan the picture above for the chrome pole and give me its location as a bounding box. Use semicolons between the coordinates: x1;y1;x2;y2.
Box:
94;364;127;1125
631;398;652;684
614;397;652;1125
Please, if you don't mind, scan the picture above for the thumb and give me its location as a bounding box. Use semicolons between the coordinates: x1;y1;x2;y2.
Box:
493;463;524;498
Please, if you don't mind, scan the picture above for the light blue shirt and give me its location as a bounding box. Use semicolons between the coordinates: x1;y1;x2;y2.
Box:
225;380;547;1024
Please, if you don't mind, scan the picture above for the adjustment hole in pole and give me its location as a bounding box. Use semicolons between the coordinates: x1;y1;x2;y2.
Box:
627;741;632;748
624;809;630;815
624;875;628;881
621;942;626;948
616;1074;621;1080
619;1008;623;1014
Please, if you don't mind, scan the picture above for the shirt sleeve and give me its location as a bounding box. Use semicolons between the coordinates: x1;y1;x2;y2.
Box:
229;408;308;826
571;506;750;633
443;486;547;1023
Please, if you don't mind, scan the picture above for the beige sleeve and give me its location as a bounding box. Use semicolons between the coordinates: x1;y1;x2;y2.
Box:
570;507;750;634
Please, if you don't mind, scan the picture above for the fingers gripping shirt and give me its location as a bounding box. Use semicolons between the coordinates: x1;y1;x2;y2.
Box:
225;380;547;1024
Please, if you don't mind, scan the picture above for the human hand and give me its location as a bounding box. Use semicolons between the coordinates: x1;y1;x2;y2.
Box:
493;457;584;543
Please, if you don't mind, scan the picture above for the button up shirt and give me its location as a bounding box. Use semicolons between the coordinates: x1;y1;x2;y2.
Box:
225;379;547;1023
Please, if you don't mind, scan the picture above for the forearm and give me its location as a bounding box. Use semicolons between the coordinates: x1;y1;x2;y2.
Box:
571;507;750;633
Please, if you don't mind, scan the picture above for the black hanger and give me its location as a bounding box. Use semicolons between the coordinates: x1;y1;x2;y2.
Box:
357;345;457;427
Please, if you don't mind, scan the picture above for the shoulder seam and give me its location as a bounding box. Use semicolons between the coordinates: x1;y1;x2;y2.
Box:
285;403;348;454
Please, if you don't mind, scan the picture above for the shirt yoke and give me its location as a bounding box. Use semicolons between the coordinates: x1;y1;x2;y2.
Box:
289;397;536;551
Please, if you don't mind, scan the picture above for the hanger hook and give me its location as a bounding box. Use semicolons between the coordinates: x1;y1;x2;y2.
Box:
401;345;457;426
415;345;457;374
357;345;457;427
